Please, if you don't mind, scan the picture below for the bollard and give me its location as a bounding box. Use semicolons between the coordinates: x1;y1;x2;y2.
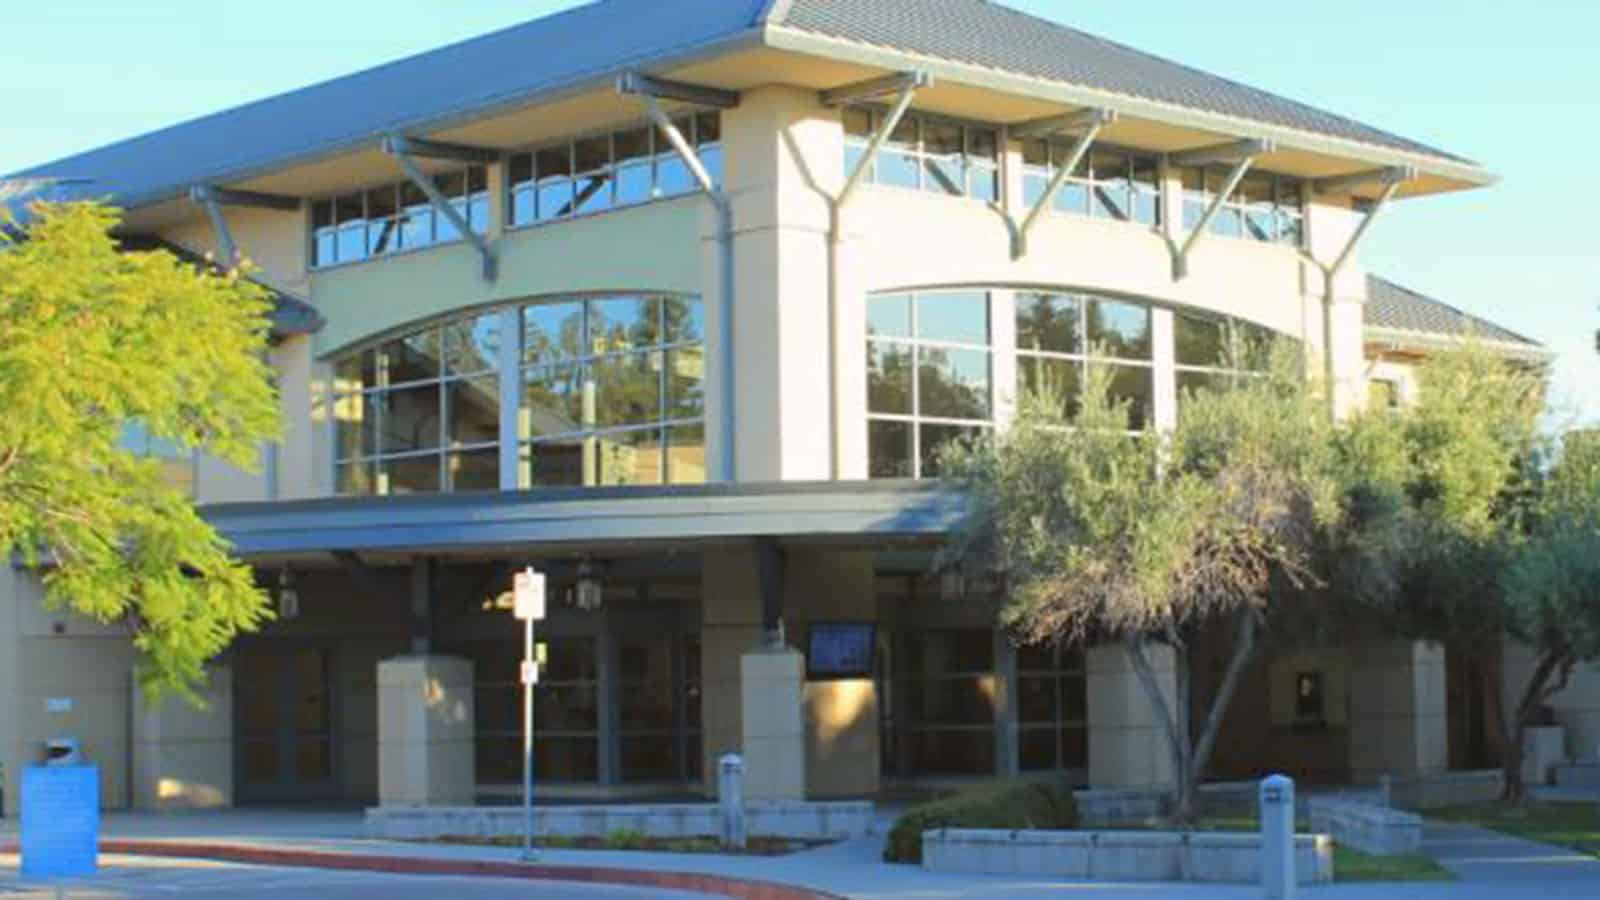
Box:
718;753;747;850
1259;774;1295;900
1378;774;1392;808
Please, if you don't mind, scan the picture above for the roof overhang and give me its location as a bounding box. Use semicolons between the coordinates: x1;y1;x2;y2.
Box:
204;480;968;561
1364;327;1552;364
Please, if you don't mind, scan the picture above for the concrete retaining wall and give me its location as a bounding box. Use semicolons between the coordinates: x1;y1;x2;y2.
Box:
365;801;874;842
1307;797;1422;856
922;829;1334;884
1385;770;1503;810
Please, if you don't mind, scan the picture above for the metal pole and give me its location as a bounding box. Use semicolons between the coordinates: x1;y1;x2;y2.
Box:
522;613;535;860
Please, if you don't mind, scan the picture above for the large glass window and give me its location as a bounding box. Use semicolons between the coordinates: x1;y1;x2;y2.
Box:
867;291;993;479
311;166;489;269
332;313;502;495
452;637;601;785
509;114;722;227
1016;643;1088;773
1174;310;1278;418
1015;292;1154;431
519;295;706;488
883;629;998;777
1021;142;1161;226
844;108;999;203
1181;167;1304;246
617;635;702;783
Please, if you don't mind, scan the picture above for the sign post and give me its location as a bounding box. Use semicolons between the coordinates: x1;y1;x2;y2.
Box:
514;567;546;862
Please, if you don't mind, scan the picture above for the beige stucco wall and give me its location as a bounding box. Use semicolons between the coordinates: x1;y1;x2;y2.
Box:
1503;640;1600;764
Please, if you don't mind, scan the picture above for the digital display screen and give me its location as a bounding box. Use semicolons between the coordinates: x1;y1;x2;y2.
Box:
807;623;876;679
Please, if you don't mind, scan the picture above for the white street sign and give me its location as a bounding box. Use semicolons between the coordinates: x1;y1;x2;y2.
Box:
514;568;546;621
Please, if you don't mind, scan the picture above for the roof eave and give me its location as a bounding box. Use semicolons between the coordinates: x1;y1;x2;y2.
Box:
1364;326;1551;362
762;24;1497;190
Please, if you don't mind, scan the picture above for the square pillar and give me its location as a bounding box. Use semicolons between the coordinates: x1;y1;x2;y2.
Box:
741;648;806;802
1348;639;1448;781
376;655;475;806
131;665;233;810
1086;643;1177;788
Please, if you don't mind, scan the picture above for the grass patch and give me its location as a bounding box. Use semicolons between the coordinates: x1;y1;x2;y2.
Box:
423;830;818;856
1124;816;1452;883
1430;802;1600;857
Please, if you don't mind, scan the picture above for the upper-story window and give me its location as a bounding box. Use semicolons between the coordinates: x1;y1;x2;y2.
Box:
1016;292;1154;431
519;295;707;488
867;291;993;479
843;108;999;203
332;313;503;495
1181;168;1304;246
119;420;197;497
1020;143;1161;226
508;114;722;227
1174;310;1276;417
311;166;490;269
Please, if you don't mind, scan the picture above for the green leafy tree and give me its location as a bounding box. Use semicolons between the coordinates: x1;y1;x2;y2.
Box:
0;203;281;703
944;345;1342;822
1334;345;1547;800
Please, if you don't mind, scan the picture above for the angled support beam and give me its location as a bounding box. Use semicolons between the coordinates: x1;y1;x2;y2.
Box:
616;71;740;109
1313;165;1418;197
818;69;932;108
380;135;499;166
836;74;926;210
188;185;301;270
635;97;719;195
1010;106;1117;141
1170;141;1275;280
1324;168;1412;280
1013;108;1117;258
381;137;497;281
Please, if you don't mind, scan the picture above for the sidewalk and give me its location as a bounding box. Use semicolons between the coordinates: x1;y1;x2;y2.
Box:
1422;820;1600;883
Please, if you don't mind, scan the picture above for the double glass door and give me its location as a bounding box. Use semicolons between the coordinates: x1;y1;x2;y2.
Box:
235;644;338;802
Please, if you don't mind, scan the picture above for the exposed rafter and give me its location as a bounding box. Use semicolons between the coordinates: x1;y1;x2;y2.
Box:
1170;138;1275;169
818;70;932;108
379;135;499;166
616;71;741;109
380;136;498;281
188;184;301;269
1313;165;1418;196
1009;107;1116;141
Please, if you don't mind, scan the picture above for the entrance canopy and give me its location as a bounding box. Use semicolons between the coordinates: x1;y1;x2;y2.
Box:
205;480;967;560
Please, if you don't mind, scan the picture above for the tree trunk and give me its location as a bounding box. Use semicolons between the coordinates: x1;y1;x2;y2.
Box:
1125;610;1261;826
1502;649;1574;803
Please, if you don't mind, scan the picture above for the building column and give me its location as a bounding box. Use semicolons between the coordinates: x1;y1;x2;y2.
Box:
741;647;806;802
130;665;233;810
700;544;765;794
376;654;475;806
793;549;880;799
1347;639;1448;781
1086;643;1177;788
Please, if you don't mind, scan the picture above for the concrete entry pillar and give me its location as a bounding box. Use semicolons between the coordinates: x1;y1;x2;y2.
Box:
1086;643;1177;788
741;647;806;802
376;654;475;806
1348;639;1447;781
131;665;233;810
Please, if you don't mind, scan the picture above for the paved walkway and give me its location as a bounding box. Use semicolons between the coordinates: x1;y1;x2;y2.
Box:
1422;820;1600;883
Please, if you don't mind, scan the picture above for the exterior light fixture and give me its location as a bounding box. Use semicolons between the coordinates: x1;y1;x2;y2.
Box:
574;558;604;612
276;566;301;621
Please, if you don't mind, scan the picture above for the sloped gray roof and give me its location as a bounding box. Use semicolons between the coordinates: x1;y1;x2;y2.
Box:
6;0;1479;216
1366;275;1539;348
774;0;1467;163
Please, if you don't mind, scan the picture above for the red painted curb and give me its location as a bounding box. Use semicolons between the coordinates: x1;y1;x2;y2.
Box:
4;839;845;900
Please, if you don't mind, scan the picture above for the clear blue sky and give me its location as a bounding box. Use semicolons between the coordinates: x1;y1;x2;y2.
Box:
2;1;1594;425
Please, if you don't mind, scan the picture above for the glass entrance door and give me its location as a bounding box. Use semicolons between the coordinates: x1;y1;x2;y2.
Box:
235;644;338;802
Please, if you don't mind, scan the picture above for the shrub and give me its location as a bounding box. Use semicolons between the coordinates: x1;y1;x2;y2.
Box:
883;779;1078;863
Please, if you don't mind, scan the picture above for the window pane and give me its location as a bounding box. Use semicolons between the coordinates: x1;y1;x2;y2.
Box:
666;424;707;485
574;172;612;214
379;384;442;454
663;296;705;344
441;313;500;376
523;301;584;365
916;292;988;345
1175;312;1227;368
1016;292;1081;354
867;342;912;415
521;363;586;438
1107;364;1154;431
382;455;441;494
694;112;720;146
868;420;912;479
522;439;586;487
587;352;662;428
614;127;650;165
1019;728;1058;771
589;296;661;353
446;376;500;447
448;448;499;491
901;678;996;725
968;163;998;203
592;428;665;486
919;423;981;477
1020;356;1081;420
904;730;995;775
509;154;533;188
334;393;378;460
1236;321;1277;371
666;348;705;421
878;149;920;189
656;153;693;196
1087;299;1151;360
1054;180;1090;215
867;294;912;338
1018;676;1059;723
615;162;652;206
382;328;441;385
917;347;990;420
399;181;433;248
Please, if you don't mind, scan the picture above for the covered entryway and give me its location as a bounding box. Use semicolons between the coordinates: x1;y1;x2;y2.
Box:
235;642;340;803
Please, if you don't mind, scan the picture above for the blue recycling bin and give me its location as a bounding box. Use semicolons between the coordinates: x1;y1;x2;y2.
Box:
20;765;99;881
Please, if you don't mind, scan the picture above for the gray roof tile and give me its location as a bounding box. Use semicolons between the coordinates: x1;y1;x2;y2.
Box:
1366;275;1538;348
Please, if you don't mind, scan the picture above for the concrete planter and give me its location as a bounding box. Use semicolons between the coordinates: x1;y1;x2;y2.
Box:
365;800;873;842
1308;797;1422;856
921;828;1334;885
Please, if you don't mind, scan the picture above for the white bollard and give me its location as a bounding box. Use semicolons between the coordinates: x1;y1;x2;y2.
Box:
718;753;746;850
1259;774;1295;900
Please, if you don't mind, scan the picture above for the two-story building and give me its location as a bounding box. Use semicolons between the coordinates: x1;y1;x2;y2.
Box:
1;0;1547;814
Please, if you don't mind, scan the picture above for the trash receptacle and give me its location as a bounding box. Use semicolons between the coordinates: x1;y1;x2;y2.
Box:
44;738;83;767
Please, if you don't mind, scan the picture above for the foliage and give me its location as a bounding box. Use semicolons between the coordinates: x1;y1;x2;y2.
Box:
884;779;1079;863
0;202;281;702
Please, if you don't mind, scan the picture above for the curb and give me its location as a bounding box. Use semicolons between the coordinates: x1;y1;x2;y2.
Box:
0;840;847;900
